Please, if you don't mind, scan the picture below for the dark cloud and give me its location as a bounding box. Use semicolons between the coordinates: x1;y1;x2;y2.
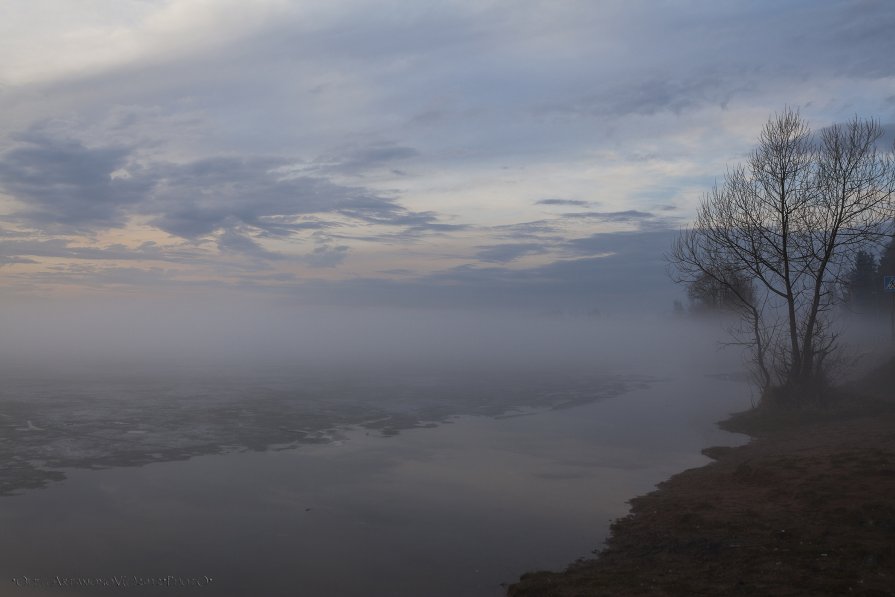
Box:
216;229;285;261
253;217;336;238
305;243;350;268
145;156;459;240
562;229;677;258
0;134;151;232
559;209;684;231
403;221;469;234
0;134;459;250
535;199;592;207
144;157;349;238
563;210;654;222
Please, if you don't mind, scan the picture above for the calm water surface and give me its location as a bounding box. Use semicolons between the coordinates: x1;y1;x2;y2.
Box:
0;362;751;596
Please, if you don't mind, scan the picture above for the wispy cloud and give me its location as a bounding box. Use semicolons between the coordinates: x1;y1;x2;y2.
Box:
535;199;593;207
474;242;550;263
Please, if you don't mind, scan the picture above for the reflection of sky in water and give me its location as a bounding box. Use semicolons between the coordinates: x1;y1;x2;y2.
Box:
0;364;650;496
0;371;750;597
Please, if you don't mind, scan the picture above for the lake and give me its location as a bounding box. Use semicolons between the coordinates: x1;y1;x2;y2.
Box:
0;350;752;596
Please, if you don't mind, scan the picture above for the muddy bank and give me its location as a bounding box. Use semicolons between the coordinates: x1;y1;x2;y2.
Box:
507;362;895;596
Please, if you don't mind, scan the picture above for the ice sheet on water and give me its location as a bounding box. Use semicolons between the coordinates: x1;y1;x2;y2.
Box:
0;361;652;496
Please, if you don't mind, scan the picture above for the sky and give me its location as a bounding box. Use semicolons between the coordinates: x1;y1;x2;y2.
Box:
1;0;894;315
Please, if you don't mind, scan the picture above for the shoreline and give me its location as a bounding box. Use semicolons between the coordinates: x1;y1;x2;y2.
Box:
506;360;895;596
0;371;750;597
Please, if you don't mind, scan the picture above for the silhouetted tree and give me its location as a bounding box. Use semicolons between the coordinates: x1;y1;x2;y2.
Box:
843;250;879;314
669;109;895;400
687;267;755;313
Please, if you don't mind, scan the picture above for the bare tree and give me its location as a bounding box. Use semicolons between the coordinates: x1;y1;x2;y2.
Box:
669;109;895;402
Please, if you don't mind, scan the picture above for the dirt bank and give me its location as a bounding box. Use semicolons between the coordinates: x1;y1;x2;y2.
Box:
507;361;895;596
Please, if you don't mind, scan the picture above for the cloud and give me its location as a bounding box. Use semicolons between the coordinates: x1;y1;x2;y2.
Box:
475;242;549;263
145;156;337;238
558;209;685;231
562;210;654;221
216;228;284;261
491;221;562;240
0;133;151;232
0;133;460;248
8;263;189;290
317;143;420;175
535;199;592;207
281;228;682;312
537;75;733;119
0;227;703;313
0;237;205;263
144;156;463;240
305;243;350;268
0;255;37;267
1;0;893;306
562;229;676;259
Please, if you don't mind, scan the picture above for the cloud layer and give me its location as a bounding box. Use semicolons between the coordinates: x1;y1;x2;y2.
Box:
1;0;893;311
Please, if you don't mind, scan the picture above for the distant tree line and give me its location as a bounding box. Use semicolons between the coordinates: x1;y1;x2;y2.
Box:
842;236;895;315
684;267;756;314
684;235;895;317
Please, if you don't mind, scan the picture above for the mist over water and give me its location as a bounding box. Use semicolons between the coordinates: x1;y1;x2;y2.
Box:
2;295;730;371
0;298;757;596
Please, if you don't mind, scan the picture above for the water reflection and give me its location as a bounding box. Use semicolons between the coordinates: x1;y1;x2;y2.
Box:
0;371;749;597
